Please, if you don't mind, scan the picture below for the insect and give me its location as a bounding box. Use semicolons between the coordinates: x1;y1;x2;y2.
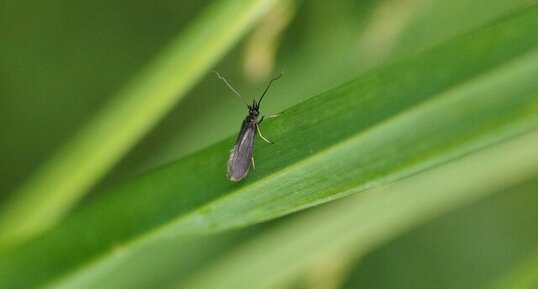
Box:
214;71;283;181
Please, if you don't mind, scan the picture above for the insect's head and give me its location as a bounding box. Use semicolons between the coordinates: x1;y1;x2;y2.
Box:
249;100;260;116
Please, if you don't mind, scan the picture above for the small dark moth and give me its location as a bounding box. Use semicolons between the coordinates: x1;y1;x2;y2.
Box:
214;71;283;181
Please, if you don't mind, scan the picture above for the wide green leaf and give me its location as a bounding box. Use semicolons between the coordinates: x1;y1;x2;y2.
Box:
0;0;281;246
1;6;538;289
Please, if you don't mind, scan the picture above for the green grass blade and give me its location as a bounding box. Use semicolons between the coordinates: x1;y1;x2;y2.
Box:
179;130;538;289
0;0;281;246
1;7;538;289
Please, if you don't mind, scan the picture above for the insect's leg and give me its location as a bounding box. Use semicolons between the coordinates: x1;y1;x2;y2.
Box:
251;157;256;170
256;124;274;144
258;114;279;125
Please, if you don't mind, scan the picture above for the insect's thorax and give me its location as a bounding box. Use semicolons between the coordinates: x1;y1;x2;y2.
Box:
245;113;258;124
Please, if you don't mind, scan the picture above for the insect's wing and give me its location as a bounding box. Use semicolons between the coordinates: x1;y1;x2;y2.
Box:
227;122;256;181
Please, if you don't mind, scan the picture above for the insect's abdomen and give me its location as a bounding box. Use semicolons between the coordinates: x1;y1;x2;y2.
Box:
227;121;256;181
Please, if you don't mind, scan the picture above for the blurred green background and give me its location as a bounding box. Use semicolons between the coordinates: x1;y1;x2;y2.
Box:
1;0;538;288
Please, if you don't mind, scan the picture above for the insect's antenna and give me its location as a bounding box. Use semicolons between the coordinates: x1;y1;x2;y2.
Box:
213;71;248;107
258;71;284;106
